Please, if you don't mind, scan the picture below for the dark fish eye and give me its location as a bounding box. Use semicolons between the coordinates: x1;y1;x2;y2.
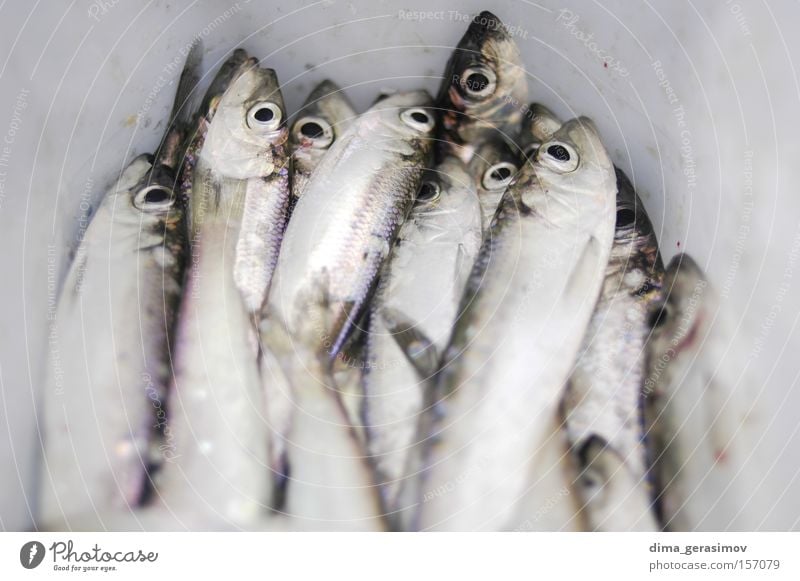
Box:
482;161;517;191
416;180;440;203
411;111;429;124
247;101;283;132
400;108;435;132
616;208;636;228
134;185;175;211
254;107;274;122
547;144;571;162
144;187;171;204
459;66;496;99
491;166;512;181
465;72;490;92
300;121;324;139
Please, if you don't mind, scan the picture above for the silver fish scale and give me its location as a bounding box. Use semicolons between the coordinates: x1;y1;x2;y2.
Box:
565;174;664;481
40;156;188;526
268;91;434;355
362;156;482;519
400;118;617;531
234;165;290;312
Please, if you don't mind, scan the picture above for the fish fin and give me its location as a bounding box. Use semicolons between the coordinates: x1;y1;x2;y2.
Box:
154;40;203;168
380;307;440;378
169;39;203;127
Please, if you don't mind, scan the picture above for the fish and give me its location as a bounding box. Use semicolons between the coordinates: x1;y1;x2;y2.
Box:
37;47;201;528
467;135;519;230
399;117;617;531
260;288;386;530
436;10;527;162
518;103;562;159
153;61;289;525
644;254;767;531
288;80;357;211
562;167;664;531
179;49;256;224
267;90;436;357
361;155;483;520
199;63;290;314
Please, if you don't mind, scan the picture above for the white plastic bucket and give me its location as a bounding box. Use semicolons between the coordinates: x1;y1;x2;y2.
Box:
1;0;798;530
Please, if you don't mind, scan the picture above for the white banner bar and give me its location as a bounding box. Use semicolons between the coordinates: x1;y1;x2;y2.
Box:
1;532;798;580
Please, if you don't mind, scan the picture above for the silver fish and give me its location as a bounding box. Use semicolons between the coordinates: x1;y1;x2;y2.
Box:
401;118;617;531
518;103;562;159
467;135;519;230
38;47;200;528
198;64;290;314
178;49;256;224
362;155;483;518
289;80;356;207
436;10;527;161
260;291;385;530
644;254;767;531
267;90;436;356
154;62;288;525
562;168;663;531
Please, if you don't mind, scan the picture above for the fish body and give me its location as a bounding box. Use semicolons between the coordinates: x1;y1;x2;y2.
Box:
155;63;288;524
436;11;527;162
267;91;435;356
289;80;357;207
38;46;203;527
362;155;483;515
403;118;617;531
197;65;290;313
40;155;188;526
644;254;766;531
563;168;663;531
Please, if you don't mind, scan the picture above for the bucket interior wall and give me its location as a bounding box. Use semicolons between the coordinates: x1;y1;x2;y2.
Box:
1;0;798;529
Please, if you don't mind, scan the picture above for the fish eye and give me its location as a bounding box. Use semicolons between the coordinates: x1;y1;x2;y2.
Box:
415;180;441;204
247;101;283;132
548;144;570;161
482;161;517;191
616;208;637;228
536;140;579;173
292;115;334;148
133;185;175;212
400;108;435;133
459;66;496;99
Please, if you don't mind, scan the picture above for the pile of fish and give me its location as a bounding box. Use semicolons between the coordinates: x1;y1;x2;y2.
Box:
40;11;764;531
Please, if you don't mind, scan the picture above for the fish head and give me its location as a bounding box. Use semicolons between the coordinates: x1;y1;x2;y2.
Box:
105;154;184;234
611;168;663;275
469;135;519;196
437;10;527;143
291;80;357;151
412;155;481;232
199;49;258;119
366;90;437;154
647;254;710;358
519;103;563;159
524;117;615;208
203;65;289;180
290;80;357;184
